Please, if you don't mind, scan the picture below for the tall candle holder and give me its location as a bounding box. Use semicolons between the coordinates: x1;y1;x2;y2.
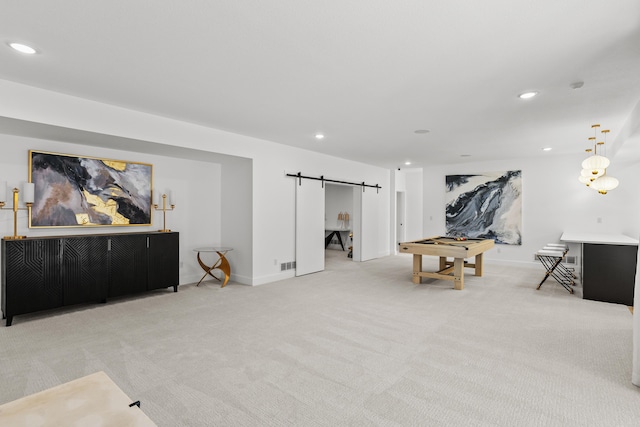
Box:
0;186;34;240
153;193;175;232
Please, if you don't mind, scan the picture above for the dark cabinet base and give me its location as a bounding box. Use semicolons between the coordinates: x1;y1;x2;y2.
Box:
583;243;637;306
2;232;179;326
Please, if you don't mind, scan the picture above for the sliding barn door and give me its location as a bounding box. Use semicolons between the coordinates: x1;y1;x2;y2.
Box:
295;178;325;276
353;186;380;262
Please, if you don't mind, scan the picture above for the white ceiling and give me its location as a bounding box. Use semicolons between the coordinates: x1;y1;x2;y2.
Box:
2;0;640;169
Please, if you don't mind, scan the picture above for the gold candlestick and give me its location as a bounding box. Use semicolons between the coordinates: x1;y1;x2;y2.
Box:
153;193;175;232
1;188;33;240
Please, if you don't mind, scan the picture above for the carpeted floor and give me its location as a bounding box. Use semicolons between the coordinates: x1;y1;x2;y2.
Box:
0;251;637;426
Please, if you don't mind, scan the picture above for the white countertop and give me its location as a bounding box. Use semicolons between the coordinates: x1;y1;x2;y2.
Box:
560;232;639;246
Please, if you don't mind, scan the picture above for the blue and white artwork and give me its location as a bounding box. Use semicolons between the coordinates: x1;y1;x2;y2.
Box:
445;170;522;245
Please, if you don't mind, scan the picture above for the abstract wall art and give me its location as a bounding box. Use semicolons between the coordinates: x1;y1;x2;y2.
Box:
29;150;152;227
445;170;522;245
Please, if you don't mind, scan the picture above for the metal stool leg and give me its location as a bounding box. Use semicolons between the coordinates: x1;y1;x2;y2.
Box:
536;250;574;294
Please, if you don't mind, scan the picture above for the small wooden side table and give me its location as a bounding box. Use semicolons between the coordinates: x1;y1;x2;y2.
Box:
193;247;233;287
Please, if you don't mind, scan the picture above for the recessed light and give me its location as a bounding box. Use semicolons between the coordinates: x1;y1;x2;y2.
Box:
404;161;411;166
315;133;324;140
8;42;37;54
543;147;552;151
460;154;471;157
414;129;430;134
518;91;538;99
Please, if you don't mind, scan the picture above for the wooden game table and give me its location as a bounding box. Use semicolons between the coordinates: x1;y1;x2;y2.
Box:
399;236;495;290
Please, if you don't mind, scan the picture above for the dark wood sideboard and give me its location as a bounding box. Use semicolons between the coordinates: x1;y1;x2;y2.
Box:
1;232;179;326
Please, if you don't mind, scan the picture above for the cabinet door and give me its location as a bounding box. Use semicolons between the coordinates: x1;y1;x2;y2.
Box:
62;236;110;306
2;239;63;318
583;243;637;306
109;234;148;297
148;233;179;291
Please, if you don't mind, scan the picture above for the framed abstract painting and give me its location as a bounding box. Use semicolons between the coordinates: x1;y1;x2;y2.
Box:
445;170;522;245
29;150;153;227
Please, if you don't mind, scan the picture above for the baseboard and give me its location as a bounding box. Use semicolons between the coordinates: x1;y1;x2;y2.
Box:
179;273;203;286
229;273;253;285
250;270;296;286
179;272;253;286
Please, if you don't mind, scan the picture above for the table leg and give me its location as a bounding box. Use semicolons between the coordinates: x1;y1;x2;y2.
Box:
196;252;220;286
196;251;231;287
325;231;335;249
216;251;231;288
413;254;422;284
439;256;447;271
475;252;484;276
453;257;464;290
325;231;346;250
335;231;345;251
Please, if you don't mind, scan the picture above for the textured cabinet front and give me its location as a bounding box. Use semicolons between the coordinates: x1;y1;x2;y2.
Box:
62;237;110;306
2;239;63;323
2;232;179;326
109;235;149;297
148;233;179;291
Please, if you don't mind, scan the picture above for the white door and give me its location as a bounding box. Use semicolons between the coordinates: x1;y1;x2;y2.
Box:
353;185;379;262
295;178;325;276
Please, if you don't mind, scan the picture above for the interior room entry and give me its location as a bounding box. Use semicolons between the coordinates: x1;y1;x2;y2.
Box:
295;177;325;276
321;183;380;263
293;173;381;276
325;183;354;257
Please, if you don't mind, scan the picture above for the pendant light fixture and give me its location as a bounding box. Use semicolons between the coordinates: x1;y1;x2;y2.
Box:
590;173;619;194
578;167;602;186
581;125;610;174
579;126;618;195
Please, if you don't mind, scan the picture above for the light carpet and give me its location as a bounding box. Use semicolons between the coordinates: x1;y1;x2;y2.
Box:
0;251;637;426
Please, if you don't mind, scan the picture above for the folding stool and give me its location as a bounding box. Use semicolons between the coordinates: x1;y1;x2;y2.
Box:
543;244;577;281
536;244;575;293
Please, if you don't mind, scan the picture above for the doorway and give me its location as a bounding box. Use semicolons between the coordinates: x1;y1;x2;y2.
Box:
295;177;381;276
325;183;354;267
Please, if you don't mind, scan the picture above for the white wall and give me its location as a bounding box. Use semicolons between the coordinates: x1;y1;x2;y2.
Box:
0;135;221;286
404;169;424;241
241;140;389;284
391;168;424;253
220;158;253;283
0;79;391;285
423;152;640;264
